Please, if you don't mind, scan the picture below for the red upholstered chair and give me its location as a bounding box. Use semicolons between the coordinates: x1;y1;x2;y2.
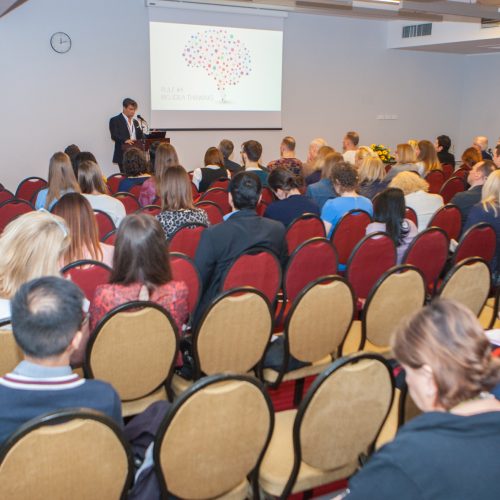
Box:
0;198;34;233
261;187;275;205
405;207;418;228
194;200;224;225
425;170;445;194
442;164;454;181
191;183;199;202
453;168;469;179
0;189;14;204
169;223;207;260
256;201;268;216
285;213;326;254
128;184;143;199
200;187;231;214
209;178;229;190
15;176;47;202
330;209;372;267
439;176;466;204
94;209;116;242
427;204;462;241
221;248;282;306
345;232;396;302
452;222;496;266
136;205;162;217
170;252;201;316
113;192;141;214
106;174;125;194
402;227;449;293
61;260;112;301
102;229;117;245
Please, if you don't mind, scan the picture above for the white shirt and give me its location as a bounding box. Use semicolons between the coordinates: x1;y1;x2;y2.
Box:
83;193;126;227
192;165;226;190
405;190;444;231
0;298;11;324
343;150;357;165
122;113;136;140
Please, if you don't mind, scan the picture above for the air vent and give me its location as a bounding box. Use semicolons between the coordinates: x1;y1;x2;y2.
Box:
402;23;432;39
481;18;500;29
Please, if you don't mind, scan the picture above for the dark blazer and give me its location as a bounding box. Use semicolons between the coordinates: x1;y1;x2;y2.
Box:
437;150;456;167
194;209;287;322
450;184;482;232
109;114;144;166
224;158;242;174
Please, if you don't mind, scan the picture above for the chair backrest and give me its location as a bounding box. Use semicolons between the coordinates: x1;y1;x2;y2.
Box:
128;184;142;198
94;209;116;241
195;200;224;225
441;163;454;180
85;301;179;401
261;187;275;205
363;265;426;350
0;329;22;377
194;288;273;377
113;192;140;214
285;213;326;254
0;190;14;205
404;206;418;228
0;409;133;500
439;176;466;204
136;204;161;217
169;223;207;260
424;170;445;194
427;203;462;241
453;222;496;265
453;168;468;179
283;238;338;303
191;182;199;201
200;187;231;214
209;178;230;190
170;252;201;315
102;229;117;245
107;174;125;194
154;374;273;500
61;260;112;301
221;249;282;305
330;209;372;264
15;177;47;202
402;227;449;290
0;199;34;233
438;257;491;317
346;232;397;300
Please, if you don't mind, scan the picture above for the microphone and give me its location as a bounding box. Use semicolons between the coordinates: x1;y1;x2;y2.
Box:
137;115;146;122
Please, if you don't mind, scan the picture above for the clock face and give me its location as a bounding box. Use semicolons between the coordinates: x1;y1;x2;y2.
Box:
50;32;72;54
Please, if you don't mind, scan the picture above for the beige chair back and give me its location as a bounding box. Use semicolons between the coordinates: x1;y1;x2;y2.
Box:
287;277;354;363
364;266;426;348
0;411;131;499
0;329;22;376
86;302;178;401
299;355;393;471
196;289;272;375
155;376;272;499
439;258;490;317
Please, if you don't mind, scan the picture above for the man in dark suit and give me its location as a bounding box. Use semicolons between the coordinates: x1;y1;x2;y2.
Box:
435;135;455;167
219;139;242;174
194;171;287;321
109;98;144;171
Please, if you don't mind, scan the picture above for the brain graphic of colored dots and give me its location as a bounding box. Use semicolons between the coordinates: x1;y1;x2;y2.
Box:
182;29;252;97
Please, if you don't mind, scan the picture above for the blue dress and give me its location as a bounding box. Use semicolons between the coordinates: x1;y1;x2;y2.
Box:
321;195;373;238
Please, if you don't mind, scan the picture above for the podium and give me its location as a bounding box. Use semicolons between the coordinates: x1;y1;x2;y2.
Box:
122;137;170;154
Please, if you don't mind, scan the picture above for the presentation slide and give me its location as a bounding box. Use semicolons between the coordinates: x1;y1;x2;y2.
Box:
149;21;283;129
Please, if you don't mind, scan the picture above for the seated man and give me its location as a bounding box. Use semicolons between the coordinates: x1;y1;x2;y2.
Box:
267;136;303;176
473;135;492;160
219;139;242;174
194;172;287;320
435;134;455;167
0;276;122;444
342;131;359;165
241;140;269;187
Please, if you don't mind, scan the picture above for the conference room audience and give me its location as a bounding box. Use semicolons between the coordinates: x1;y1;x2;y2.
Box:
139;143;180;206
117;148;151;192
89;214;188;333
64;144;81;176
435;134;455;167
357;156;387;199
192;147;228;192
0;211;70;322
264;168;320;227
473;135;492;160
390;171;443;230
53;193;114;267
416;139;442;174
78;160;126;226
267;136;303;176
384;143;422;182
304;145;334;185
35;152;80;210
156;165;209;239
305;152;342;210
342;131;359;164
241;140;269;186
461;146;482;171
321;161;373;237
366;188;417;263
345;300;500;500
219;139;242;174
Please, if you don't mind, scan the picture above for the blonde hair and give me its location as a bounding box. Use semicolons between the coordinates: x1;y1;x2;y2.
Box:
481;169;500;217
311;145;335;172
396;144;417;165
355;146;376;167
418;140;442;174
359;156;386;183
407;139;418;154
46;152;80;209
0;211;70;299
389;171;429;195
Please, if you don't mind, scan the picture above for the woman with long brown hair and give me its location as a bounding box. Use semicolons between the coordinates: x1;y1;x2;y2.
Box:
416;139;442;174
192;147;229;192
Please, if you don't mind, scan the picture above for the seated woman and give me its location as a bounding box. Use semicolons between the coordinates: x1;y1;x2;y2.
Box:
35;151;81;210
345;299;500;500
53;193;114;268
416;139;442;175
358;156;387;200
306;152;343;211
321;161;373;237
117;148;151;192
390;171;443;230
156;165;209;239
89;214;189;333
304;145;334;185
192;147;229;192
78;160;126;226
139;142;180;207
385;143;423;182
354;145;377;169
366;188;417;264
264;167;320;227
461;146;482;171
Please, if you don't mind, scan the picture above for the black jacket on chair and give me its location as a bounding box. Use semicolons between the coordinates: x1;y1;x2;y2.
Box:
109;114;144;166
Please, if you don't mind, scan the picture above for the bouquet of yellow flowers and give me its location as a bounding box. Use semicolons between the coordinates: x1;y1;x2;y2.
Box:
370;144;394;164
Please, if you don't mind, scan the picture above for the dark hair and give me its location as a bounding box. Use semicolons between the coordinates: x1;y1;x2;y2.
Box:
11;277;84;358
78;160;107;194
268;167;302;192
345;131;360;147
219;139;234;159
111;214;172;291
242;140;262;162
229;171;262;210
64;144;80;175
123;98;137;108
282;136;296;152
436;135;451;152
74;151;97;178
122;147;149;177
157;165;194;210
331;161;359;192
373;188;409;246
476;160;497;179
204;147;225;168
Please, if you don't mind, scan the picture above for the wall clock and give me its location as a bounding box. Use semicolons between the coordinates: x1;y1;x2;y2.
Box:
50;32;72;54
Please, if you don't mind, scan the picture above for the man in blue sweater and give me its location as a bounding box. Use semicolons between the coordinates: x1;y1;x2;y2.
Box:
0;277;122;445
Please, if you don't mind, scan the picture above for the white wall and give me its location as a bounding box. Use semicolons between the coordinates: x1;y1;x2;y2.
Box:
0;0;473;191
